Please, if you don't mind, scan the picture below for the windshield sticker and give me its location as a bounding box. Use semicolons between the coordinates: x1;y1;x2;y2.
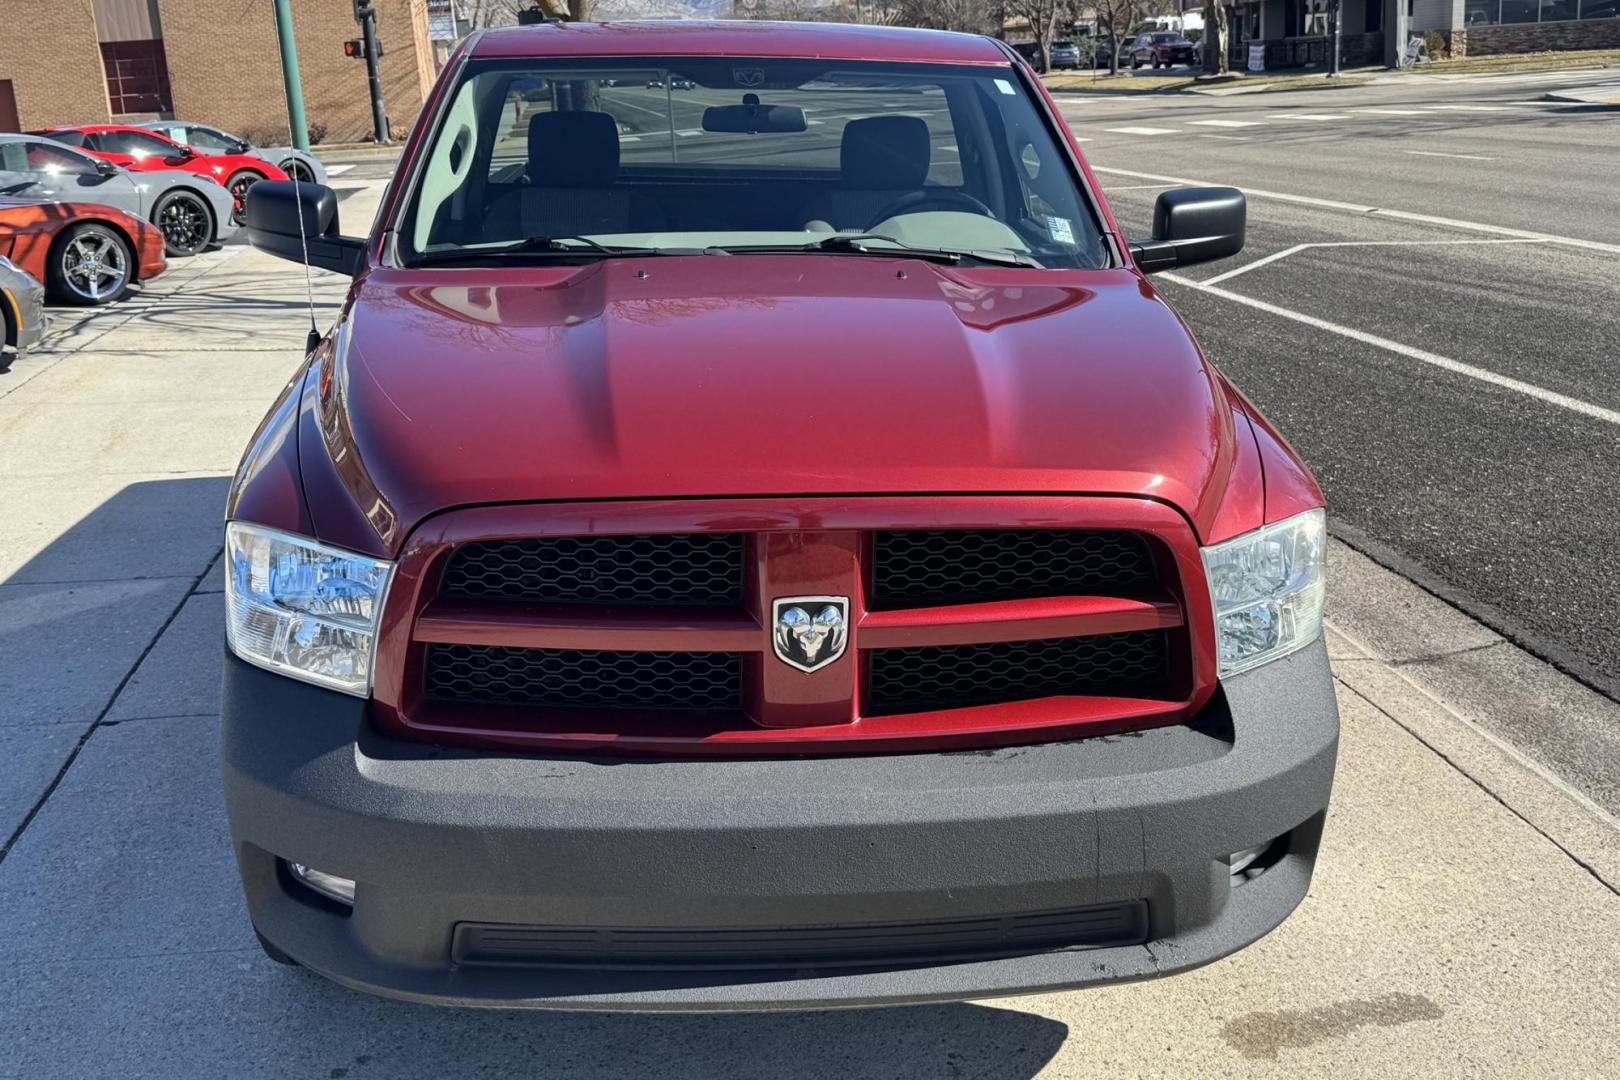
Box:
994;78;1017;95
1045;216;1076;244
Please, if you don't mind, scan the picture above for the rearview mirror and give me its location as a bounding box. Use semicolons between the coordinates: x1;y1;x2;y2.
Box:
702;103;807;134
1129;187;1245;273
244;180;366;277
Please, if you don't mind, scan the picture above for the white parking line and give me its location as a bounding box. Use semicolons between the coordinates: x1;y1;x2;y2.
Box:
1103;126;1180;135
1351;108;1436;116
1088;165;1620;255
1265;113;1353;121
1402;149;1495;161
323;164;354;176
1187;119;1264;128
1424;104;1515;111
1200;237;1549;286
1159;272;1620;427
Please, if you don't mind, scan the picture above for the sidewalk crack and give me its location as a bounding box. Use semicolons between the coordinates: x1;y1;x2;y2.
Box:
0;546;222;868
1335;677;1619;898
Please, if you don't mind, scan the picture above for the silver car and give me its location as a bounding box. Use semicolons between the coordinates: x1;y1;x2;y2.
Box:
0;133;238;257
0;253;47;367
138;121;327;185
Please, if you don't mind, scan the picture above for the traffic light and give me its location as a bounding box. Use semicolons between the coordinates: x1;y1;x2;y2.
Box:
352;0;374;20
344;37;384;59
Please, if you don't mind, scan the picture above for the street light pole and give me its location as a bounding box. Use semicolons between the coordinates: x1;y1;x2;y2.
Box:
272;0;310;151
355;0;390;144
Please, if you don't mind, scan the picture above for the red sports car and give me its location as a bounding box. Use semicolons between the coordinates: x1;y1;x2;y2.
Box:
0;196;166;305
42;124;287;225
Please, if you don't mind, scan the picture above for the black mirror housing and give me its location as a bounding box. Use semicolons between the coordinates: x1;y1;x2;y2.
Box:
1130;186;1246;274
94;158;118;176
702;103;807;134
244;180;366;277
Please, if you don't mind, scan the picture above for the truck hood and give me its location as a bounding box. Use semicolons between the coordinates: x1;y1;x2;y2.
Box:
308;257;1241;551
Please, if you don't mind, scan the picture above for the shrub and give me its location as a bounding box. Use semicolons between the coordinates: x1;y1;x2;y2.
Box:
1423;29;1449;60
306;120;328;146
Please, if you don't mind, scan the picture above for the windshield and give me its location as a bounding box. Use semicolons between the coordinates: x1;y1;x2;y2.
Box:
400;57;1108;270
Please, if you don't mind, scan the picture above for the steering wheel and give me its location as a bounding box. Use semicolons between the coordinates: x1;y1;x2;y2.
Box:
863;190;995;232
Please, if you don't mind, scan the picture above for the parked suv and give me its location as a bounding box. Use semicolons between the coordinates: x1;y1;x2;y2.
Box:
228;20;1337;1010
1130;31;1200;69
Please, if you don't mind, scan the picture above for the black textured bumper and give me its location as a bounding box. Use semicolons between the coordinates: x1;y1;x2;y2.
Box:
220;640;1339;1011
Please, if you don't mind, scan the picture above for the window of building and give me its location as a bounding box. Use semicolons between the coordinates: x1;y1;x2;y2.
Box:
100;39;173;114
1465;0;1614;20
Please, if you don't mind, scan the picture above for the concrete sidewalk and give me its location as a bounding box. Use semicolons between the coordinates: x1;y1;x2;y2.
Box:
1;179;1615;1078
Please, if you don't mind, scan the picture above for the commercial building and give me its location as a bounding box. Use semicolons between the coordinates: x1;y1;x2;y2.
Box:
0;0;440;144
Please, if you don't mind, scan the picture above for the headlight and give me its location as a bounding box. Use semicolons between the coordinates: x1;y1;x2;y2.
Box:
224;522;394;696
1201;509;1325;677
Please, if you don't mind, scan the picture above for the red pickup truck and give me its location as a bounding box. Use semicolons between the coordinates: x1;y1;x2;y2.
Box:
225;20;1337;1010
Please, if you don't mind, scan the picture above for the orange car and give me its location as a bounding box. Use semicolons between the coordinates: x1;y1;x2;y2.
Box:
0;196;166;305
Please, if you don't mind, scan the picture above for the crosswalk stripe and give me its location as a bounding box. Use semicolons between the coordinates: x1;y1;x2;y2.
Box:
323;164;354;175
1266;113;1352;120
1187;119;1264;127
1103;126;1179;135
1351;108;1435;115
1425;104;1515;111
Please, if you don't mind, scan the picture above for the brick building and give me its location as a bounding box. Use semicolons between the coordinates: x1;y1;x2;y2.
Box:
0;0;438;144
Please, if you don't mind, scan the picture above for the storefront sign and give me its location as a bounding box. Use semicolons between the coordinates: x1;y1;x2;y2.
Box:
1247;43;1266;72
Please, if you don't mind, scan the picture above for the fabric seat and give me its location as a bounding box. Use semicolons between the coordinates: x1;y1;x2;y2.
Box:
486;111;665;241
800;116;932;231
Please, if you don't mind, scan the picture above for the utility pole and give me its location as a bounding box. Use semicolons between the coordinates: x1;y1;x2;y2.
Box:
272;0;310;151
354;0;390;143
1328;0;1343;76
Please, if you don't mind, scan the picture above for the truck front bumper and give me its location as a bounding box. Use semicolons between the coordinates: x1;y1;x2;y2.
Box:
221;640;1339;1011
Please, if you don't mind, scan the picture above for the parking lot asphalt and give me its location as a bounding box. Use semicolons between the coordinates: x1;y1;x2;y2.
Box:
1056;76;1620;709
2;80;1618;1078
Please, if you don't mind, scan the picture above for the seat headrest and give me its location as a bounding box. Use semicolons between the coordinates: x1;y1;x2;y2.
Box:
528;110;619;188
840;116;931;191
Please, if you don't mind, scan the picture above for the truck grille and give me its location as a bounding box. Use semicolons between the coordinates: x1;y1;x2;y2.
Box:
392;501;1202;756
439;533;744;608
867;631;1169;714
871;529;1155;608
425;644;742;713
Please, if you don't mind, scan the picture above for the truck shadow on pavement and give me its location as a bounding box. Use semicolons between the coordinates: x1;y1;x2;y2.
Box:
0;477;1069;1079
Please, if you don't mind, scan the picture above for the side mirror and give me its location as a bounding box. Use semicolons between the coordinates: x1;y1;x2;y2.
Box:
94;158;118;177
244;180;366;277
1129;187;1245;274
177;145;196;159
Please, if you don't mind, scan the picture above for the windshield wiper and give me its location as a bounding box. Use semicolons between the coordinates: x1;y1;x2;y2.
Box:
409;235;645;265
729;234;1044;269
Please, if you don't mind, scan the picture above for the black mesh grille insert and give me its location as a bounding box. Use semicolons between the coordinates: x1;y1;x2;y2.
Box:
867;631;1169;714
425;644;741;712
871;529;1156;608
439;534;744;608
452;902;1149;971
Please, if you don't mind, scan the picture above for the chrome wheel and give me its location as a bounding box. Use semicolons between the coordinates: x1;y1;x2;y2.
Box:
154;191;212;257
56;225;131;305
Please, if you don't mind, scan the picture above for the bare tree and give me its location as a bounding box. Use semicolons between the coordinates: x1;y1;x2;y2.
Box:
1002;0;1061;71
1203;0;1229;74
1091;0;1141;74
